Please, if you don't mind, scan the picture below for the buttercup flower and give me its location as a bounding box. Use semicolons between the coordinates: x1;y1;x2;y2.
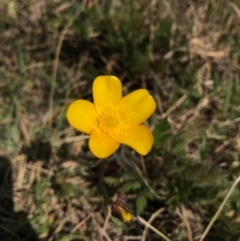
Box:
67;76;156;159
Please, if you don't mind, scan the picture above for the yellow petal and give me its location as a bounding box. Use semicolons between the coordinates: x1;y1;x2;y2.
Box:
89;128;120;158
93;76;122;114
118;206;133;222
117;89;156;124
67;100;98;134
115;125;153;155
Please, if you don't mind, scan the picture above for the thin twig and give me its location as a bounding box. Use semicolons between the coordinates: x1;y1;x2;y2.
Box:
141;208;165;241
52;135;89;147
157;94;188;119
134;166;163;200
71;213;92;234
50;0;87;138
137;216;172;241
102;206;112;234
123;236;142;240
176;205;193;241
95;222;113;241
199;176;240;241
120;150;163;200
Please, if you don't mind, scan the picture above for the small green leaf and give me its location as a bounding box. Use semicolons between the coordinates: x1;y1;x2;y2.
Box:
153;118;170;145
104;177;119;186
120;181;142;192
223;75;233;116
142;189;155;200
110;216;129;228
136;195;147;215
122;171;138;181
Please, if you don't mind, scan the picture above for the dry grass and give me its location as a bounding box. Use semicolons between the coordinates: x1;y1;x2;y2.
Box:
1;0;240;240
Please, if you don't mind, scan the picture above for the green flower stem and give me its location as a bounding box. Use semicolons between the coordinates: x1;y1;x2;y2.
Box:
140;155;147;174
98;160;112;208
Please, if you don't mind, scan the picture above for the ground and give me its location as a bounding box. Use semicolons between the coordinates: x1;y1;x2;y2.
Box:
0;0;240;241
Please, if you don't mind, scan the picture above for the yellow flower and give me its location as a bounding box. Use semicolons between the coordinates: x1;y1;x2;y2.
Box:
67;75;156;159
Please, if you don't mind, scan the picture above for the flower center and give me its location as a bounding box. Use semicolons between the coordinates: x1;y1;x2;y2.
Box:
98;107;127;137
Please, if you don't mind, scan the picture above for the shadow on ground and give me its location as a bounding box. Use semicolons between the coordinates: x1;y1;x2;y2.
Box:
0;156;40;241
